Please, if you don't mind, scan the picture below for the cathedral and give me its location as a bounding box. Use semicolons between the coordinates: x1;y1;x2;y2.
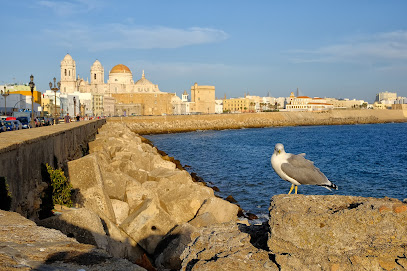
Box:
59;54;178;116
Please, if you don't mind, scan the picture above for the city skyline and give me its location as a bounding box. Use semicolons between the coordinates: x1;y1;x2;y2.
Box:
1;1;407;102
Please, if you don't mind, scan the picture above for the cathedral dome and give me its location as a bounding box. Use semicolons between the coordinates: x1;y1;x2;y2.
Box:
110;64;131;74
135;70;153;85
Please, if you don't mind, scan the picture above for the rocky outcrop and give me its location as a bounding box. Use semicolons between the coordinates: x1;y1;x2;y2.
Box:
268;194;407;270
0;209;145;271
39;122;239;270
180;221;278;271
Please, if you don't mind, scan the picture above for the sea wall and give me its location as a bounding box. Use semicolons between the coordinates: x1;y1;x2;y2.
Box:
108;109;407;134
0;119;105;220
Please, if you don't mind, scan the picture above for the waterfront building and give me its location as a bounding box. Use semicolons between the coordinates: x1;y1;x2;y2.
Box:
286;92;333;111
223;97;254;113
325;98;365;109
375;91;397;102
189;83;216;114
60;54;184;116
215;99;223;114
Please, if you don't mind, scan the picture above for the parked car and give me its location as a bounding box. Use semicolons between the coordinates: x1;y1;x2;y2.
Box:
0;120;7;132
4;121;16;131
12;120;23;130
16;117;32;129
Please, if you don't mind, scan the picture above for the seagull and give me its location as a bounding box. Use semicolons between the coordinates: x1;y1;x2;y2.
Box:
271;143;338;194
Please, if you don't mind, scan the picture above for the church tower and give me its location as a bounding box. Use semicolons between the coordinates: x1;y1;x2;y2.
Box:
182;90;189;102
90;60;104;85
60;54;77;93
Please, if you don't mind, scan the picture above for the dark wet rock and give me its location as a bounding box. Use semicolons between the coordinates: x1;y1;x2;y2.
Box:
225;195;238;203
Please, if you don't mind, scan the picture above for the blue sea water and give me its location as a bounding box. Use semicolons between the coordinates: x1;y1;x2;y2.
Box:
145;123;407;220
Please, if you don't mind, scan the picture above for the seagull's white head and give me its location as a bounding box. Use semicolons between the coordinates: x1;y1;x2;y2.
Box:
274;143;285;155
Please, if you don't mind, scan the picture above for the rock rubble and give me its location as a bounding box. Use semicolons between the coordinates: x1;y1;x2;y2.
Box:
39;122;239;270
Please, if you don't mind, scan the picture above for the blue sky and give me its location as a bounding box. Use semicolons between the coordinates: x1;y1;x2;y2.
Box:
1;0;407;102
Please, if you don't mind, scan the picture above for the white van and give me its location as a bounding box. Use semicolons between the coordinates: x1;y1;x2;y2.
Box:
0;116;7;121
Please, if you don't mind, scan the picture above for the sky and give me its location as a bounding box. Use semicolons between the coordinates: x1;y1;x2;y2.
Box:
1;0;407;102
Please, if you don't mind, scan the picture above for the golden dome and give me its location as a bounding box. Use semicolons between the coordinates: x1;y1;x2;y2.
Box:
110;64;131;74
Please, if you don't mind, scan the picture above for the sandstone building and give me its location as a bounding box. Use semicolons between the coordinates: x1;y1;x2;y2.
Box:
190;83;216;114
59;54;216;116
60;54;179;116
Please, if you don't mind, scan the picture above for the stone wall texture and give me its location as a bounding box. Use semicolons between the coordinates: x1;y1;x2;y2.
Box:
108;109;407;134
0;120;105;220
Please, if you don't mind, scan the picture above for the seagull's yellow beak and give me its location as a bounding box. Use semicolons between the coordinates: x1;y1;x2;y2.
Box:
278;150;281;154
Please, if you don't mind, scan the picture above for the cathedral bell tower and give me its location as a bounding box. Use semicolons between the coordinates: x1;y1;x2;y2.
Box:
60;54;77;94
90;60;104;85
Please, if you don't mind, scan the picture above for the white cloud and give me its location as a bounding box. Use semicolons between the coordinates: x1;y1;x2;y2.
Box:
37;0;101;16
42;23;229;50
288;30;407;64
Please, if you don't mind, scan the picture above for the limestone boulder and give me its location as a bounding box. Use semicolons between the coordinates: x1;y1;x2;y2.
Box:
151;178;214;224
120;198;177;254
150;153;176;170
101;171;132;201
194;197;239;224
38;208;108;250
268;194;407;270
67;153;116;223
125;181;158;212
180;221;277;271
148;167;192;183
98;213;146;264
155;223;198;270
111;199;130;225
125;168;149;184
0;210;146;271
189;212;218;228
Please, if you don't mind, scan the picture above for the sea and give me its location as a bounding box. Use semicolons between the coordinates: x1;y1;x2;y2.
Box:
145;123;407;222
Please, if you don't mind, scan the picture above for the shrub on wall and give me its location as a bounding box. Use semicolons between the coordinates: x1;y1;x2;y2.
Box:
46;164;73;207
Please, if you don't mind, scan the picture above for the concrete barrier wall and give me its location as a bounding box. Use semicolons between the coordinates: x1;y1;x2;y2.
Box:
0;119;105;219
108;109;407;134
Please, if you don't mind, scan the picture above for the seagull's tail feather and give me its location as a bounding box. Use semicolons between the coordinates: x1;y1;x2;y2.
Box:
319;182;338;191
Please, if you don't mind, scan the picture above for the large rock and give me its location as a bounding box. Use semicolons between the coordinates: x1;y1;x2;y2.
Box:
111;199;130;225
68;153;116;223
120;198;177;254
101;171;132;201
268;194;407;270
193;197;239;225
155;223;198;270
38;208;108;250
153;178;214;224
0;210;146;271
180;221;278;271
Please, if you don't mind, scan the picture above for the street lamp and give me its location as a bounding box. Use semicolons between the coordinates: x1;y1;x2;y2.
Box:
49;77;60;124
1;86;10;116
73;96;76;119
28;75;35;127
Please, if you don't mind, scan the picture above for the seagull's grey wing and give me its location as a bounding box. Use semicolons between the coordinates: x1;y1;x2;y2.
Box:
281;154;329;185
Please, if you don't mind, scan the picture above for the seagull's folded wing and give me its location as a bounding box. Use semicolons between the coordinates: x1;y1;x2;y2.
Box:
281;154;329;185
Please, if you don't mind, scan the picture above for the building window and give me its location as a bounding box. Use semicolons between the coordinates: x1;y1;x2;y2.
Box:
65;69;67;76
94;74;96;80
69;70;71;76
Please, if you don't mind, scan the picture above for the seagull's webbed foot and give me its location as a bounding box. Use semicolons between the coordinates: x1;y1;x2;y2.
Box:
287;184;298;194
288;184;294;194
